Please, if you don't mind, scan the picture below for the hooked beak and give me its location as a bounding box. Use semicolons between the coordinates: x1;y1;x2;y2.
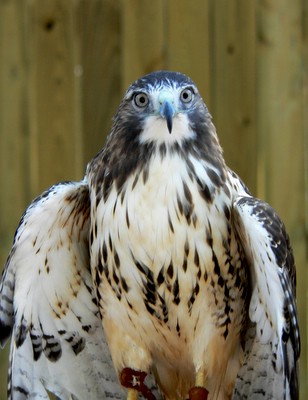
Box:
160;100;175;134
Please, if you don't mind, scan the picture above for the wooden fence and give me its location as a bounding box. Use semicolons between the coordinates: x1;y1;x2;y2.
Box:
0;0;307;398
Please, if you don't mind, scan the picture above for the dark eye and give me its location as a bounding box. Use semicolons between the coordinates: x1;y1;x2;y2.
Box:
180;88;193;103
134;92;149;108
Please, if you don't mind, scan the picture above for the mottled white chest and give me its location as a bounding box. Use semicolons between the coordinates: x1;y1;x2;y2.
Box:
90;151;246;392
95;153;242;317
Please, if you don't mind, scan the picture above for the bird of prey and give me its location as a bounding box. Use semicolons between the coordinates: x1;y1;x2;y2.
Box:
0;71;300;400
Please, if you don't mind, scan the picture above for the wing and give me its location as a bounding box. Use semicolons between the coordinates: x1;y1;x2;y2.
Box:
231;195;300;400
0;180;124;400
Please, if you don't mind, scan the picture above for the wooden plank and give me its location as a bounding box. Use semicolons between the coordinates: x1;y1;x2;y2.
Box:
78;0;122;163
0;2;29;262
256;0;307;397
0;2;28;396
166;0;211;105
303;0;308;394
210;0;257;193
27;0;83;195
121;0;165;90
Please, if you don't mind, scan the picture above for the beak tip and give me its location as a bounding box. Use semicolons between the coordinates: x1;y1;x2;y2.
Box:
160;100;175;135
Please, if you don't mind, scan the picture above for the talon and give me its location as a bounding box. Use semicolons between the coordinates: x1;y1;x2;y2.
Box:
120;367;157;400
189;386;209;400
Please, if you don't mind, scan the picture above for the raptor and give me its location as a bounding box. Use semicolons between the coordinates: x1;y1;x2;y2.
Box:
0;71;300;400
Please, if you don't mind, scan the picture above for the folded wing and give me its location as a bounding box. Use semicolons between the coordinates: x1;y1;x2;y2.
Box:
232;196;300;400
0;181;123;400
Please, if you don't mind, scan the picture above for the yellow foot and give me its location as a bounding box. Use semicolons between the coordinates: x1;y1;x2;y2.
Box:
127;388;139;400
189;370;208;400
195;370;205;387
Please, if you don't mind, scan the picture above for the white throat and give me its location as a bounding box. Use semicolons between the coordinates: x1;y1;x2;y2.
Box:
139;113;196;145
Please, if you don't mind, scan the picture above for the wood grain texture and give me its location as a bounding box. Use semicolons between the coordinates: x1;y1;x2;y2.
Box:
0;1;306;398
0;1;29;264
27;0;82;193
0;2;28;397
256;1;306;396
210;0;257;194
121;0;165;89
79;0;122;163
167;0;211;105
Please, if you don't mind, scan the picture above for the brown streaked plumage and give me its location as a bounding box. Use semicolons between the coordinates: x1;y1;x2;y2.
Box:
0;71;299;400
87;71;299;399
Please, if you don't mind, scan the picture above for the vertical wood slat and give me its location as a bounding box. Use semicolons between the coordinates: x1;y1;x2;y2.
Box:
121;0;165;90
167;0;211;105
303;0;308;391
256;0;307;396
210;0;257;194
0;2;29;262
79;0;122;164
0;2;28;397
27;0;83;195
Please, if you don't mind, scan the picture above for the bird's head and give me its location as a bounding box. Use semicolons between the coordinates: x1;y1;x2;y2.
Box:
93;71;225;191
112;71;212;146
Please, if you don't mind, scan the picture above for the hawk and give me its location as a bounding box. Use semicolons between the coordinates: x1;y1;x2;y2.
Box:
0;71;300;400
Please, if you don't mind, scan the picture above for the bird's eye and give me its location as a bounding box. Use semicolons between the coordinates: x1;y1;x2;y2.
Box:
134;92;149;108
180;88;194;103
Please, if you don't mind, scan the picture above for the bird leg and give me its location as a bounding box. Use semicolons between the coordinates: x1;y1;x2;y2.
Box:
120;367;156;400
188;370;209;400
127;388;139;400
195;370;205;387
